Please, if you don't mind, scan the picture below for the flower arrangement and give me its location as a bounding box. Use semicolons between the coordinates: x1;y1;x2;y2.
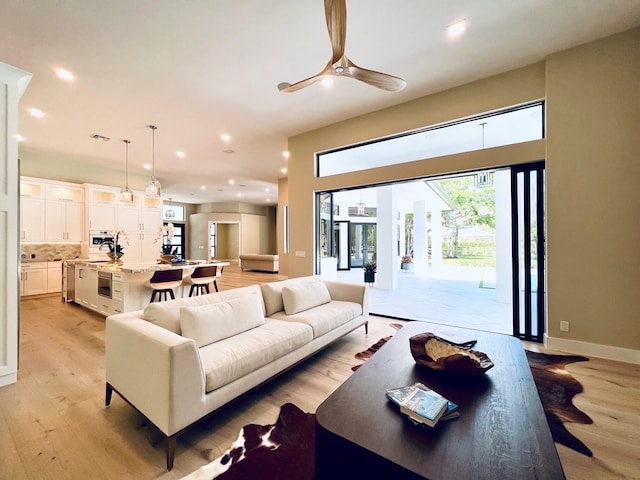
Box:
364;261;377;273
99;229;129;254
401;255;413;264
156;223;178;255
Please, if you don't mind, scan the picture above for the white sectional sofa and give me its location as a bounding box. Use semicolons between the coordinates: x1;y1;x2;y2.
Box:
105;276;368;470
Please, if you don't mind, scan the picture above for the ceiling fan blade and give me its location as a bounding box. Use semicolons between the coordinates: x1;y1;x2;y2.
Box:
325;0;347;64
278;67;328;93
345;59;407;92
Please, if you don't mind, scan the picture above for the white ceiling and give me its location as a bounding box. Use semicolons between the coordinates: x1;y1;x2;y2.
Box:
2;1;639;205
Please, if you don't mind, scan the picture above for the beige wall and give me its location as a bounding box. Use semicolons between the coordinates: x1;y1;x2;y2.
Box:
282;28;640;353
545;28;640;350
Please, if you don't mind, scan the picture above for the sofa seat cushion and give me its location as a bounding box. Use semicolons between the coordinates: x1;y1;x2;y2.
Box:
142;284;264;334
179;292;265;347
269;300;362;338
260;276;322;316
199;319;313;393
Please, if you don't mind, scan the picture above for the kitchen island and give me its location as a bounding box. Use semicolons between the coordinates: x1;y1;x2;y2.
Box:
67;260;229;316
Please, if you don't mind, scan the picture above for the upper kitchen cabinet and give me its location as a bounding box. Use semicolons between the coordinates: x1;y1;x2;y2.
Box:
20;179;44;241
117;192;162;233
44;182;85;241
85;184;117;232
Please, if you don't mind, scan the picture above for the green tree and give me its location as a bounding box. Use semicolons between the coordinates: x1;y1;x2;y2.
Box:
437;176;495;258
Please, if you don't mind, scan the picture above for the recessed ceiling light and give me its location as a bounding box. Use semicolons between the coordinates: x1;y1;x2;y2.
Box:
15;134;25;142
55;68;74;81
223;149;235;154
201;185;206;190
221;133;231;142
322;76;334;88
447;19;466;38
237;193;242;197
266;198;271;202
280;168;288;174
265;188;270;192
228;179;235;185
29;108;45;118
282;151;290;159
176;151;185;158
143;163;152;170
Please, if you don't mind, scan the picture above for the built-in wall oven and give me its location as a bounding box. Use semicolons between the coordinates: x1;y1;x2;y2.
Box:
89;231;114;251
97;270;112;299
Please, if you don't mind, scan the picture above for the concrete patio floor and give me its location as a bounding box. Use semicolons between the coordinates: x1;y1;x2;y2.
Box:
336;265;513;336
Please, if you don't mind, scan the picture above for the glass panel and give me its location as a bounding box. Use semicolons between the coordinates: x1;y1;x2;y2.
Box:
318;103;543;177
529;171;538;338
517;171;526;337
209;223;217;258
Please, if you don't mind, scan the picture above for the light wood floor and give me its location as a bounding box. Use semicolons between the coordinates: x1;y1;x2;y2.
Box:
2;265;638;479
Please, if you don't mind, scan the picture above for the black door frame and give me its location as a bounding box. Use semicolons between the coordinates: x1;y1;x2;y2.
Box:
510;161;545;342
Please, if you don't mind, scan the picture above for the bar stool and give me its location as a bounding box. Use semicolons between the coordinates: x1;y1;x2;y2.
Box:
182;265;218;297
146;269;183;302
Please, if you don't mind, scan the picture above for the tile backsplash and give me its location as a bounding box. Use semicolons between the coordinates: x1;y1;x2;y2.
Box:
21;243;81;262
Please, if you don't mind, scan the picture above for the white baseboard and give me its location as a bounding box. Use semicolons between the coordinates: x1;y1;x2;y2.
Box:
545;335;640;364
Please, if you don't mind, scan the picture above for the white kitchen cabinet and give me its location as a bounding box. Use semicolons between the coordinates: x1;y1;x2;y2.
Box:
75;265;98;309
47;262;62;293
45;200;84;241
125;231;160;263
21;262;48;296
120;205;162;232
85;185;118;232
20;196;45;241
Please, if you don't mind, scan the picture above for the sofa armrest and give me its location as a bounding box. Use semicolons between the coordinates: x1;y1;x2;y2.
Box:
105;313;206;436
323;280;369;319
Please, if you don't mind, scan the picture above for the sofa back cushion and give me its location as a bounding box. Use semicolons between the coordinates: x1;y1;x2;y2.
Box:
142;284;264;334
179;291;265;347
282;282;331;315
260;276;323;316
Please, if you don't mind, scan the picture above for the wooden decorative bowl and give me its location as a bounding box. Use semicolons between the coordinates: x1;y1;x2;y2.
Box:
409;332;494;375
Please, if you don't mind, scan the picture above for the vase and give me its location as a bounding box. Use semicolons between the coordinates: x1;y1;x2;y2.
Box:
107;252;123;262
364;271;375;284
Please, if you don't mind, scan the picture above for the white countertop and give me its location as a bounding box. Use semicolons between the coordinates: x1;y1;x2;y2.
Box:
66;259;230;274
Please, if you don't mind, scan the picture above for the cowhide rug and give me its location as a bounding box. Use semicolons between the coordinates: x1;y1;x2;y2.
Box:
183;332;593;479
525;350;593;456
182;403;315;480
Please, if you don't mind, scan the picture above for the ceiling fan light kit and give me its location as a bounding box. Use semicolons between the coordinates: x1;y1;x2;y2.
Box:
145;124;162;198
278;0;406;93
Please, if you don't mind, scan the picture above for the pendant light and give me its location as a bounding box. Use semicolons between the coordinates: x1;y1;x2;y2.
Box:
165;197;175;219
145;124;161;198
119;139;134;203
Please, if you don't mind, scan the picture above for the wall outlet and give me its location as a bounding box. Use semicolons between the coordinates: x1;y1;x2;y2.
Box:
559;321;569;332
295;251;306;257
30;253;36;259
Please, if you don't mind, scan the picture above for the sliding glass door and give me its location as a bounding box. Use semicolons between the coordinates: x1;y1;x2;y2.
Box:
511;162;545;342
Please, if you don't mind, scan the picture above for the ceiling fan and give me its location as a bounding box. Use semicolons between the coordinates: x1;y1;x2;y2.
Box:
277;0;406;93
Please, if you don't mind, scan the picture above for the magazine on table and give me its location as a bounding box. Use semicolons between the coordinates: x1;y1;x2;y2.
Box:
386;382;458;427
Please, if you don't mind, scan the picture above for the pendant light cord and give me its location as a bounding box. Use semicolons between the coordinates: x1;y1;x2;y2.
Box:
123;139;130;188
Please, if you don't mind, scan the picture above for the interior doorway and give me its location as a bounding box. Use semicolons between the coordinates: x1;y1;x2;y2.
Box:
209;222;240;261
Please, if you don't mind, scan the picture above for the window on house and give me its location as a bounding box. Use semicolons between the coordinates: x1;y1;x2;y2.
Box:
316;102;544;177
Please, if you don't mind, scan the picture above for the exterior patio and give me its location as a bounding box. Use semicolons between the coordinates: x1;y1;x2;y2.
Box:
336;264;513;336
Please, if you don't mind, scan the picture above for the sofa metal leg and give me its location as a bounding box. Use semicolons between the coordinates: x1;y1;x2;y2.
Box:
105;383;113;407
365;321;369;334
166;436;176;471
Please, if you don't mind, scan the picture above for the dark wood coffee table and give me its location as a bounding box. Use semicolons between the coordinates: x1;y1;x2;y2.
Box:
316;322;565;479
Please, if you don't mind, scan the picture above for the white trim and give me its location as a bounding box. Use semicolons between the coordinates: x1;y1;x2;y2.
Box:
545;335;640;364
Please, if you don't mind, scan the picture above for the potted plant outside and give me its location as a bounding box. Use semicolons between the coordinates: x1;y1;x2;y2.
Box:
364;261;376;284
401;255;413;271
